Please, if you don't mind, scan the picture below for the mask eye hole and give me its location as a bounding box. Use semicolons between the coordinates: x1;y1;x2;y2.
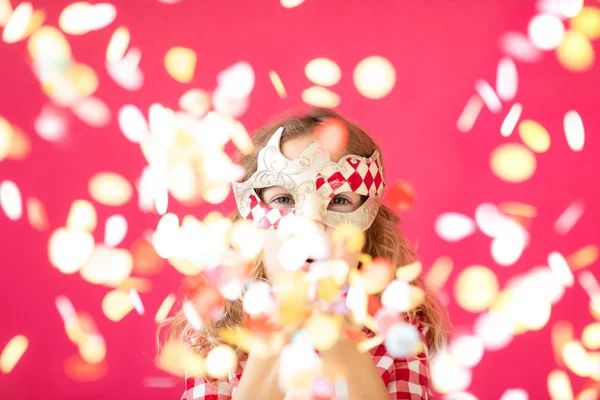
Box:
327;193;368;212
259;186;295;210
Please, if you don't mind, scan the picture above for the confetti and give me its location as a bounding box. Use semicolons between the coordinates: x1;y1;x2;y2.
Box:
491;230;527;266
179;88;211;117
88;172;133;207
384;322;421;358
395;261;422;282
2;2;32;44
129;289;145;315
106;26;130;63
496;58;518;101
570;6;600;39
156;339;205;377
582;322;600;350
578;388;599;400
102;289;134;322
0;0;11;26
131;238;163;276
34;105;68;142
182;300;203;330
72;96;111;127
305;312;342;351
0;116;11;161
528;13;565;50
384;180;416;212
301;86;341;108
243;280;275;316
360;257;395;294
217;61;255;100
562;341;593;377
381;279;423;313
305;58;341;87
106;47;144;91
554;200;584;234
353;56;396;99
490;143;536;183
424;256;453;293
66;199;97;232
448;335;484;368
434;213;476;242
142;377;178;388
313;117;348;155
548;252;574;287
78;334;106;364
6;124;30;160
456;94;484;133
80;246;133;286
118;104;149;143
331;223;364;253
567;245;598;270
559;0;584;18
473;311;513;351
0;335;28;373
59;2;116;35
165;47;196;83
281;0;305;8
64;354;108;382
475;79;502;113
155;293;176;323
430;351;472;394
499;32;543;63
454;266;499;312
519;119;551;153
0;180;22;221
48;227;95;273
557;29;595;72
104;214;128;247
500;389;529;400
500;103;522;137
269;70;287;98
564;110;584;151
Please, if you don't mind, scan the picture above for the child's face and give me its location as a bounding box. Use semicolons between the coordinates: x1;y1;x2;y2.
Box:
261;134;364;281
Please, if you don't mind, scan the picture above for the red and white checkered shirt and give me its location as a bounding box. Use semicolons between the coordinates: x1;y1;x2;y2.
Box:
181;325;433;400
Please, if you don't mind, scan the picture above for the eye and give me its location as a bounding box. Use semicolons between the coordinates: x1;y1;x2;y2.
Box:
273;196;294;204
331;196;351;205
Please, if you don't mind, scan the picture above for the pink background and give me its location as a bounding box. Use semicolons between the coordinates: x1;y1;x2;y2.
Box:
1;0;599;399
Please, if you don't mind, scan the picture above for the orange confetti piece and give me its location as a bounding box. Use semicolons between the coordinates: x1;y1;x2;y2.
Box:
26;196;49;231
0;335;28;373
385;181;416;213
165;47;196;83
313;117;348;155
64;354;108;382
567;245;599;270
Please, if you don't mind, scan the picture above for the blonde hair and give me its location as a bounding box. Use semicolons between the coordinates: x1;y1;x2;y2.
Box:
159;108;447;356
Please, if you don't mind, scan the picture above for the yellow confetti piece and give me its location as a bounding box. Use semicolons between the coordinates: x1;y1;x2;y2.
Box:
0;0;12;27
331;224;365;253
570;6;600;40
454;265;499;313
78;334;106;364
582;322;600;350
357;334;385;353
0;335;28;373
2;2;32;44
396;261;422;282
59;2;116;35
490;143;536;183
155;293;176;323
0;180;22;221
26;196;49;231
106;26;130;63
102;289;134;322
564;110;585;152
7;124;31;160
21;9;45;39
551;321;573;366
281;0;305;8
0;116;11;162
578;388;599;400
269;70;287;98
305;312;342;351
317;277;342;303
179;88;211;117
80;246;133;286
353;56;396;99
548;369;574;400
27;26;72;62
89;172;133;207
205;345;237;379
500;103;522;137
557;29;595;72
67;200;97;232
518;119;551;153
156;339;205;377
230;120;254;155
567;245;598;270
165;47;196;83
301;86;341;108
118;277;153;293
499;201;537;218
305;58;341;87
456;94;484;133
562;341;593;377
69;63;99;98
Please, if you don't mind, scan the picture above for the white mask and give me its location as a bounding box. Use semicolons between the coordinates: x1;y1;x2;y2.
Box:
232;127;386;231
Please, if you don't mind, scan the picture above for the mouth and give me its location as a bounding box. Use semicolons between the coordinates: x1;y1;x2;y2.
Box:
300;258;315;272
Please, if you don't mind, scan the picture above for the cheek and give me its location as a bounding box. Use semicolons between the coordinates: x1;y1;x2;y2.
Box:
262;230;284;281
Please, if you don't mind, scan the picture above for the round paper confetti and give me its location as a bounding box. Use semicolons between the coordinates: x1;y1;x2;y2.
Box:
305;58;341;87
518;119;550;153
490;143;536;183
385;181;416;212
353;56;396;99
570;6;600;40
528;14;565;51
49;227;95;274
205;345;237;379
454;266;499;312
88;172;133;207
301;86;341;108
384;322;420;358
557;29;595;72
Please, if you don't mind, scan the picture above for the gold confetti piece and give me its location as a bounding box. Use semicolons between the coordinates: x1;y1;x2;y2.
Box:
281;0;305;8
475;79;502;113
305;58;341;87
331;224;365;253
6;124;30;160
0;180;22;221
69;63;99;98
557;29;595;72
26;197;49;231
49;227;95;274
570;6;600;39
156;339;205;377
102;289;134;322
567;245;598;270
72;96;111;127
269;70;287;98
2;2;32;43
64;312;98;345
0;116;11;161
0;335;28;373
21;9;44;39
0;0;12;27
500;103;522;137
528;14;565;51
353;55;396;99
179;88;211;117
499;201;537;219
230;120;254;155
78;334;106;364
454;266;499;313
578;388;599;400
396;261;422;282
64;354;108;382
306;312;342;351
357;334;385;353
131;238;163;276
205;345;237;379
548;252;575;287
591;297;600;321
490;143;536;183
117;277;153;293
496;58;518;101
67;200;97;232
564;110;585;151
27;25;71;62
301;86;341;108
555;201;584;235
155;293;176;323
562;341;593;377
80;246;133;286
424;256;453;293
429;351;472;393
456;95;484;133
360;257;395;294
518;119;551;153
582;322;600;350
552;321;574;366
165;47;196;83
106;26;129;63
89;172;133;207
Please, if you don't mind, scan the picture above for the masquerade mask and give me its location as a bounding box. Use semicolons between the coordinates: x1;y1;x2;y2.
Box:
232;127;386;231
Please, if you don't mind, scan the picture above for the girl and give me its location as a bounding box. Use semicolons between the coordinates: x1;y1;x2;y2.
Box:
161;108;446;399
